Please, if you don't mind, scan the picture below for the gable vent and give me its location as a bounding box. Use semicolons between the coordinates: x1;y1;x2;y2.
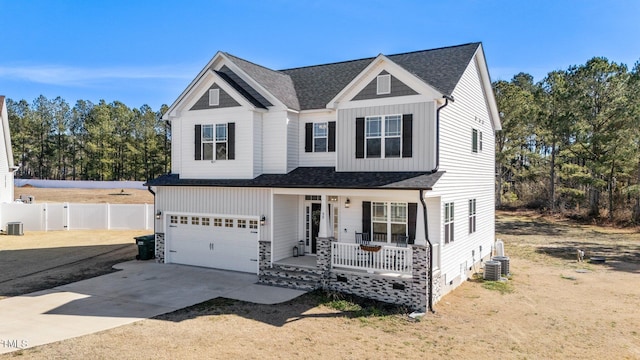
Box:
377;74;391;95
209;88;220;106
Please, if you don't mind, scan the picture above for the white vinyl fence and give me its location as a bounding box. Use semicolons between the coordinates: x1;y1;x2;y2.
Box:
0;203;154;231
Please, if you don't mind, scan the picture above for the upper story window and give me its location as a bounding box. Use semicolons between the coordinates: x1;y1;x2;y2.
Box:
356;114;412;159
365;115;402;158
376;74;391;95
472;129;483;153
215;123;227;160
195;123;235;161
314;123;327;152
305;122;335;153
209;88;220;106
202;125;214;160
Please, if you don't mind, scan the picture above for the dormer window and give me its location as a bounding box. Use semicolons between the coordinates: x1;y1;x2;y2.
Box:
209;89;220;106
376;74;391;95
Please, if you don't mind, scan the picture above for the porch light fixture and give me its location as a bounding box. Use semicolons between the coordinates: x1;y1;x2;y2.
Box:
155;210;162;219
344;198;350;208
260;215;266;226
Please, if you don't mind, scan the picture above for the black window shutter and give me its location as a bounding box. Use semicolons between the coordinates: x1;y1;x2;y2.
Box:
227;122;235;160
328;121;336;152
305;123;313;152
194;124;201;160
408;202;417;244
402;114;413;158
355;117;365;158
362;201;371;235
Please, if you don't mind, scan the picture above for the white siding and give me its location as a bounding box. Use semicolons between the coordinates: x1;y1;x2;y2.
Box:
272;195;298;260
286;112;299;172
156;186;272;241
253;112;263;177
177;107;255;179
261;110;288;174
433;57;496;287
336;102;436;172
298;112;337;167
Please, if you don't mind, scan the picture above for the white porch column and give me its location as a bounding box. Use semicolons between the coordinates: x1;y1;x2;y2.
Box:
318;194;328;238
414;198;427;246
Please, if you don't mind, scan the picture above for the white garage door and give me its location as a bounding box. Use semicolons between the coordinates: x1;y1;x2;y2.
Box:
166;214;259;273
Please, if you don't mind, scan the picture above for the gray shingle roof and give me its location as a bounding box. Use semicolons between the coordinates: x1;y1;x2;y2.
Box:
222;42;480;111
146;167;444;190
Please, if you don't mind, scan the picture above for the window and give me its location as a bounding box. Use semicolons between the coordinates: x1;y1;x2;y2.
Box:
180;216;188;225
191;216;200;225
249;220;258;229
377;74;391;95
195;123;234;161
237;219;247;228
357;115;411;159
371;202;407;243
313;123;328;152
215;123;227;160
170;215;178;224
202;124;214;160
214;218;222;227
225;219;234;228
472;129;482;153
444;202;454;244
469;199;477;234
202;217;210;226
209;88;219;106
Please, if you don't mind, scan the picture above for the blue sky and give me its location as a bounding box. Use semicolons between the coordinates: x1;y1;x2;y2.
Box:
1;0;638;110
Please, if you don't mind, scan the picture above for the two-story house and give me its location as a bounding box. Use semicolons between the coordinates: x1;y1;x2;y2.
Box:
147;42;501;312
0;96;17;205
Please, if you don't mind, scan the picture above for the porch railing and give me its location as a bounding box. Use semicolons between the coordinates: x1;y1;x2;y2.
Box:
331;242;413;275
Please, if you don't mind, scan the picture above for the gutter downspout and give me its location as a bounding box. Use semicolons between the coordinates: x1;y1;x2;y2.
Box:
423;95;454;313
147;186;156;234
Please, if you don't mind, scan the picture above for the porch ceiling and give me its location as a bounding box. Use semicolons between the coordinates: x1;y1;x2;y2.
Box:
146;167;444;190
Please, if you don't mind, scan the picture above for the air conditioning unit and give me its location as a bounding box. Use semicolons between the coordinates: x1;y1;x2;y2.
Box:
483;261;501;281
7;222;24;236
492;256;510;276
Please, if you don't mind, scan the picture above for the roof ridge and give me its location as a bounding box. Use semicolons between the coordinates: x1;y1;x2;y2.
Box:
223;52;290;78
279;42;481;72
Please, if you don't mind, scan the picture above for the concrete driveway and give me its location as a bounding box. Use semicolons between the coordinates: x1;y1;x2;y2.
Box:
0;261;305;354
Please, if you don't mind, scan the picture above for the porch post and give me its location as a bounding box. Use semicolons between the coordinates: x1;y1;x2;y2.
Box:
415;198;427;246
318;194;328;238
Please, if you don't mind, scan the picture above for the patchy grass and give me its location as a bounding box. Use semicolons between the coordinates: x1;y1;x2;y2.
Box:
481;280;514;294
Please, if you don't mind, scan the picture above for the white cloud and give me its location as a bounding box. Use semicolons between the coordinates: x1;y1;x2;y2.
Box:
0;64;193;87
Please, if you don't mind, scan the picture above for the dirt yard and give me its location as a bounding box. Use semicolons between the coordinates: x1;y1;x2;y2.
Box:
14;186;154;204
2;210;639;359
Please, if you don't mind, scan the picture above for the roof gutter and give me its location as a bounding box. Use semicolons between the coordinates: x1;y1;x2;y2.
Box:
432;95;454;173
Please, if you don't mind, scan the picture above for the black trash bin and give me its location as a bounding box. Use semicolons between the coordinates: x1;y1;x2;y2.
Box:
134;235;155;260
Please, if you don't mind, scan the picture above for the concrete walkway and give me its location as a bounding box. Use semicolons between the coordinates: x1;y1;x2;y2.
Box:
0;261;306;354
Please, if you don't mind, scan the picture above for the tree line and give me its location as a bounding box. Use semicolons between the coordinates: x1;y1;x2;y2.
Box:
495;57;640;223
6;96;170;182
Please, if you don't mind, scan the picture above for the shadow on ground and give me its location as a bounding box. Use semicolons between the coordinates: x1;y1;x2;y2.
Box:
496;218;568;236
153;291;409;327
0;244;136;298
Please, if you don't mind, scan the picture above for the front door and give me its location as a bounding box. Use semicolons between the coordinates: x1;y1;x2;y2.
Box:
311;203;321;254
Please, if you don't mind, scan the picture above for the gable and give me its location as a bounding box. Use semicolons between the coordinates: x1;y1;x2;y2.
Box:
190;84;241;110
352;70;419;101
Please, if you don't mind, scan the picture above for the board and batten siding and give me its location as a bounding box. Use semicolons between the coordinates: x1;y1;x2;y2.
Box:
253;112;263;177
272;195;299;261
433;56;497;285
177;107;255;179
156;186;272;241
336;102;436;172
298;111;337;167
